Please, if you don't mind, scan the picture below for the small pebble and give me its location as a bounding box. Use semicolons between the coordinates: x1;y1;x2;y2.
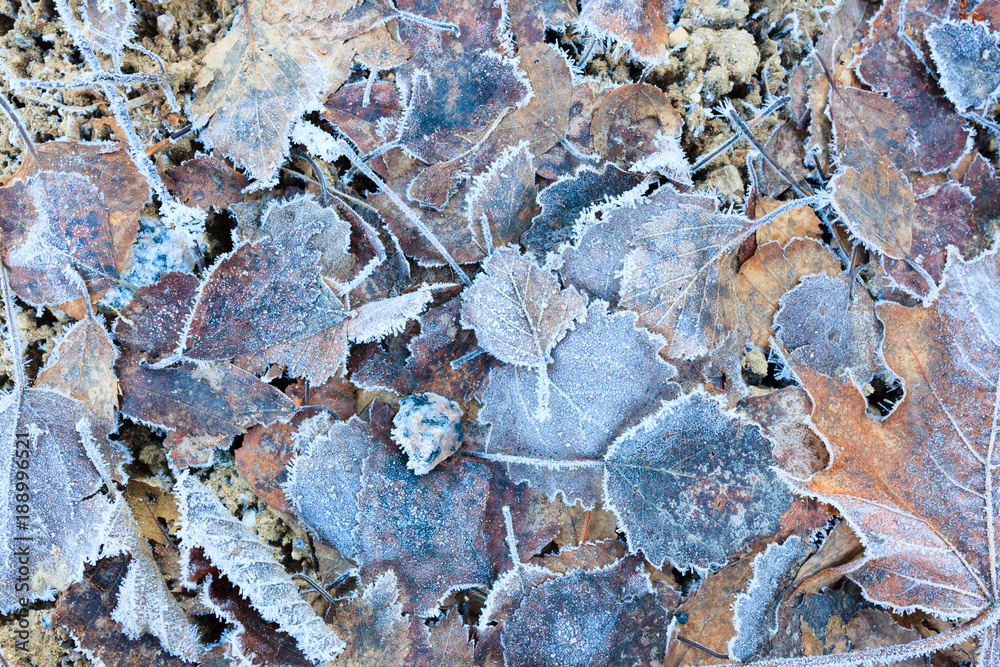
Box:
392;393;464;475
157;14;176;35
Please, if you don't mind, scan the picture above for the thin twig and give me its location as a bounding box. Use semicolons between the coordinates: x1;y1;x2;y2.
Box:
0;92;40;164
690;96;789;174
292;573;339;608
676;635;730;659
0;263;26;391
719;100;813;197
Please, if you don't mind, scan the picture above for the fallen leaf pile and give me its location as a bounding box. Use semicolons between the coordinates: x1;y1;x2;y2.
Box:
0;0;999;664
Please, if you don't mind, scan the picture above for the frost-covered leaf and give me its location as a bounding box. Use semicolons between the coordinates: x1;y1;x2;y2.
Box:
232;196;355;285
347;284;443;343
590;83;682;169
774;273;887;384
180;202;347;360
466;142;538;254
728;536;813;662
176;472;344;663
53;554;195;667
96;500;202;661
187;0;362;183
356;404;541;615
522;164;643;257
283;414;374;560
350;297;496;403
36;315;119;431
117;356;297;468
327;570;412;667
500;556;669;666
187;547;314;666
461;248;586;394
0;389;114;611
926;20;1000;113
831;157;914;261
0;164;147;307
407;607;474;667
80;0;135;69
167;154;250;210
477;301;677;507
392;393;464;475
578;0;675;64
603;390;793;570
560;183;713;303
618;202;756;360
787;248;1000;620
114;271;200;363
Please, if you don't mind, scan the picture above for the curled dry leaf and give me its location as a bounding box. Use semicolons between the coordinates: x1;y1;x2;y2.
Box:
176;472;345;663
166;155;250;210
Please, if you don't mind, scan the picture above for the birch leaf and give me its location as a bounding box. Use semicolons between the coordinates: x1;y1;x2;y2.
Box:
36;315;119;431
327;570;412;667
926;20;1000;113
283;414;374;561
0;389;114;611
603;390;793;570
176;471;345;664
476;301;678;507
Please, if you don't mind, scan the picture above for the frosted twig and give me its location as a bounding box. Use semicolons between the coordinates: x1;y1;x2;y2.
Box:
718;99;813;197
690;95;789;174
7;71;161;90
53;0;170;198
393;8;460;35
0;92;39;164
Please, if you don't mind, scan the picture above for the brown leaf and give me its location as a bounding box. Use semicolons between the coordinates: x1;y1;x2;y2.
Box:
117;354;298;468
188;0;359;182
53;555;196;667
788;249;1000;620
181;207;347;360
758;122;811;197
322;81;404;175
114;271;200;363
831;156;915;261
405;607;474;667
327;571;413;667
36;314;119;430
591;83;682;169
466;142;539;253
0;145;149;306
579;0;674;64
166;155;249;209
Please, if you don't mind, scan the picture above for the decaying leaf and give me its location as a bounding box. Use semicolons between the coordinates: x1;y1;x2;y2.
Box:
784;248;1000;655
117;356;298;467
327;570;412;667
36;314;119;430
181;200;347;360
187;0;362;183
114;271;200;363
466;142;538;254
926;20;1000;113
355;404;543;615
578;0;675;64
53;554;196;667
176;472;345;663
476;301;677;507
604;390;793;570
500;555;669;666
167;154;250;210
831;157;914;262
590;83;682;168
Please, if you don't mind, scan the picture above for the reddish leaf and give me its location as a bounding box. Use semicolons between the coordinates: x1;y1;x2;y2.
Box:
114;271;201;362
167;155;249;209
